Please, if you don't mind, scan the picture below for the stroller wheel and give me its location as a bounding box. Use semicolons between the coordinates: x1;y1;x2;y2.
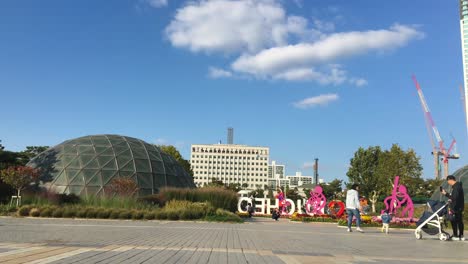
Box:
415;231;422;240
439;233;449;241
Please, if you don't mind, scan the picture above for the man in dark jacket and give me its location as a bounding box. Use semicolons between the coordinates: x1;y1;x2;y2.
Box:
441;175;465;241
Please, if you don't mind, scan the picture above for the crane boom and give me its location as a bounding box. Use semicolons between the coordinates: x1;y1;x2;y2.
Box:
412;75;444;145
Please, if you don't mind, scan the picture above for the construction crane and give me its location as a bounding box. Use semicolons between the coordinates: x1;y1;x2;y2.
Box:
411;75;459;179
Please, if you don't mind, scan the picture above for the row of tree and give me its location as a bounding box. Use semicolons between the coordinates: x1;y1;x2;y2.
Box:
346;144;438;212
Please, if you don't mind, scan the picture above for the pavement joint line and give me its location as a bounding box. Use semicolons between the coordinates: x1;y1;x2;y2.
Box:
277;254;302;264
0;246;69;264
26;248;97;264
113;245;136;252
94;245;122;252
0;247;46;258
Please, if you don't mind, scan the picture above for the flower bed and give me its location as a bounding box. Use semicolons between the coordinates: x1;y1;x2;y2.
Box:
337;215;418;229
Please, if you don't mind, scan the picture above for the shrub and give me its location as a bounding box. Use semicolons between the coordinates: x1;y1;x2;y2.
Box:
155;210;167;220
144;211;156;220
118;210;132;219
166;209;179;220
205;208;242;223
138;193;166;207
97;209;111;219
82;196;146;210
52;208;64;218
30;208;41;217
131;210;144;220
142;187;238;212
56;193;81;205
76;208;88;218
109;210;121;219
86;208;98;218
40;208;53;217
63;208;76;218
18;205;32;217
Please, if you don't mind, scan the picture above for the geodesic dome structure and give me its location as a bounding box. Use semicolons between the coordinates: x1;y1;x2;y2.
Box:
27;135;195;197
430;165;468;202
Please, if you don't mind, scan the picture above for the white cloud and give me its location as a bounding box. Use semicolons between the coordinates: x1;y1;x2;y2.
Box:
232;24;424;77
349;77;368;87
165;0;312;54
208;67;233;78
273;65;346;85
147;0;168;8
293;93;339;109
164;1;422;85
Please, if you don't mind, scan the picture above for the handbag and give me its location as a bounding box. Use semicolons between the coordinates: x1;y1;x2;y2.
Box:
447;209;456;221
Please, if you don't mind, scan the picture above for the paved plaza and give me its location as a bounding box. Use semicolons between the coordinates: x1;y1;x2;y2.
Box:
0;217;466;264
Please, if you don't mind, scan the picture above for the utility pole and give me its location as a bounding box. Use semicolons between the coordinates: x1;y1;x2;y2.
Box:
314;158;319;185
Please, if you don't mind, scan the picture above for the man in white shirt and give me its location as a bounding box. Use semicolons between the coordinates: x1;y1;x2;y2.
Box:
346;184;364;233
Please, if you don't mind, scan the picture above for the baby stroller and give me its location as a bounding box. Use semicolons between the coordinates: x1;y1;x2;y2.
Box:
414;200;451;241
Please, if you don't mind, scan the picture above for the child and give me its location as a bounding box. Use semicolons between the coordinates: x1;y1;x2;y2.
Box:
381;209;392;234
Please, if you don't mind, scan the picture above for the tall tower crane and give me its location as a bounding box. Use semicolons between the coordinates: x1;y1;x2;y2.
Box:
411;75;459;179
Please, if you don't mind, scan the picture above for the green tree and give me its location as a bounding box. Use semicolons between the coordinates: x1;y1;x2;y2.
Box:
346;146;383;212
346;144;423;213
0;166;40;206
206;177;224;187
241;183;248;189
226;183;241;192
321;179;343;200
21;146;49;160
0;140;4;151
158;145;193;177
285;187;302;202
375;144;423;197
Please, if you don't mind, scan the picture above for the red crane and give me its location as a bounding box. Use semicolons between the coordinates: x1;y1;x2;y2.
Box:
411;75;459;179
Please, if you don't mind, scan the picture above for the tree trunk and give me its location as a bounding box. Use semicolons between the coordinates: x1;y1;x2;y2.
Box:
369;190;379;213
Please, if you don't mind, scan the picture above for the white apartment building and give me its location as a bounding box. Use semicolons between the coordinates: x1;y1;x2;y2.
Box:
286;172;313;188
267;161;288;190
190;144;269;189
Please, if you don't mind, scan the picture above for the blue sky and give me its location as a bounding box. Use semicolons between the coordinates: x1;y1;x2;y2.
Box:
1;0;466;182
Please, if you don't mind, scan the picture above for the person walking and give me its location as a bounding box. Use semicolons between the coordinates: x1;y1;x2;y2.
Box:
346;184;364;233
441;175;464;241
380;209;392;234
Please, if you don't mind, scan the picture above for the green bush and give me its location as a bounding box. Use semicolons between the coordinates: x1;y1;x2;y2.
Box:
82;196;149;210
86;208;98;218
131;210;144;220
205;209;242;223
144;211;156;220
40;208;53;217
17;205;32;217
118;210;132;219
52;208;64;218
76;208;88;218
97;209;111;219
30;208;41;217
155;210;167;220
109;209;120;219
143;187;238;212
63;208;76;218
166;209;179;220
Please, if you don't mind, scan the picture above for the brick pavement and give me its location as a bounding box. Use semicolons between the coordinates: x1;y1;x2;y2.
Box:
0;217;467;264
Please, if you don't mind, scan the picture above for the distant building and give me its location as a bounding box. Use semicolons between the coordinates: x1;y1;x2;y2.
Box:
286;172;313;188
190;144;269;189
460;0;468;133
267;161;288;190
